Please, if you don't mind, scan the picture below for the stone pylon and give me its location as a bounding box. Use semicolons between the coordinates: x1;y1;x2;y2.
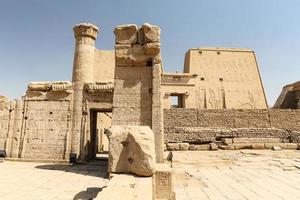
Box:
71;23;99;160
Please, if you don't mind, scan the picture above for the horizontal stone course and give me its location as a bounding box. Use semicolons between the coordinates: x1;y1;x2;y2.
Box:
164;108;300;144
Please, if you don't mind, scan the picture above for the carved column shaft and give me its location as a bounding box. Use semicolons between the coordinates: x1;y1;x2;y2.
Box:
71;23;99;159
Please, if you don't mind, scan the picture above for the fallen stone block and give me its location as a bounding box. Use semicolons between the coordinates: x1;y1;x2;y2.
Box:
189;144;210;151
167;143;179;151
107;125;156;177
218;145;235;150
271;145;282;151
178;143;189;151
142;23;160;43
221;138;233;145
209;143;218;151
114;24;138;44
251;143;265;150
234;144;252;150
287;143;298;150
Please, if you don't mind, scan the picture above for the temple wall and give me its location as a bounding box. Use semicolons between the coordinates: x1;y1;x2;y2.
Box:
93;50;115;82
21;100;71;160
0;98;10;150
164;108;300;143
184;48;268;109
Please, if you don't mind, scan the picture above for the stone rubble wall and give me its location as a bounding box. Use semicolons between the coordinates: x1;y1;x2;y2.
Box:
164;109;300;144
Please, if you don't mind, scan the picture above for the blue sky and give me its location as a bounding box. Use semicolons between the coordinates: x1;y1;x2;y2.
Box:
0;0;299;106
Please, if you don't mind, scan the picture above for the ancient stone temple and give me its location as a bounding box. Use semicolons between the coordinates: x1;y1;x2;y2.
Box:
0;22;299;164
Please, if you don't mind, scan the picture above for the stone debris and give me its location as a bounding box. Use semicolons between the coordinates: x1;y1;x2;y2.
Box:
107;125;156;177
272;145;282;151
209;143;218;151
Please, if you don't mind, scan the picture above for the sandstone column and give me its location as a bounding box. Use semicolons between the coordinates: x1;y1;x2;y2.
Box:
71;23;99;159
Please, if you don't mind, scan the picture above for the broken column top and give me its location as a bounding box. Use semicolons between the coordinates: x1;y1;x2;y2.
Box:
73;22;99;40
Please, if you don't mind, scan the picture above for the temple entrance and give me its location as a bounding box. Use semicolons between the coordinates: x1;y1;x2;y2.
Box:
89;109;112;161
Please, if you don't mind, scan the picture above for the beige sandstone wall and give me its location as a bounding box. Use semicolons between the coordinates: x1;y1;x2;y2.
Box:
184;48;268;109
21;100;71;160
96;112;111;152
0;96;10;150
161;73;197;108
93;50;115;82
164;108;300;144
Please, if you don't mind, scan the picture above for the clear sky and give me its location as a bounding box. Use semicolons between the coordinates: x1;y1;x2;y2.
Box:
0;0;299;106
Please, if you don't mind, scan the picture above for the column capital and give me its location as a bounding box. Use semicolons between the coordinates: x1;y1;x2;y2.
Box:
73;23;99;45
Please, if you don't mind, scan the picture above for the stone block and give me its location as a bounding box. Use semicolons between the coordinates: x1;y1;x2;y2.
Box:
137;27;145;44
115;44;133;66
178;143;189;151
142;23;160;43
218;145;235;150
153;163;175;200
114;24;138;44
221;138;233;144
143;42;160;55
107;125;156;177
189;144;210;151
271;145;282;151
209;143;218;151
265;143;287;150
251;143;265;150
166;143;179;151
234;144;252;150
287;143;298;150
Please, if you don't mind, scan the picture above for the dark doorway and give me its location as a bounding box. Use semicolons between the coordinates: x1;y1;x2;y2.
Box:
89;109;112;161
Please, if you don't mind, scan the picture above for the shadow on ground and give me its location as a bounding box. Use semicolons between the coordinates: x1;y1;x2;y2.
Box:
73;187;103;200
35;160;109;178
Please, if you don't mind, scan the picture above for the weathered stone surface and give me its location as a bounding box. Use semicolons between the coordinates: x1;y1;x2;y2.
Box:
166;143;179;151
209;143;218;151
189;144;210;151
115;44;133;66
251;143;265;150
107;125;155;177
234;144;252;150
153;163;175;200
114;24;138;44
271;145;282;151
142;23;160;43
143;42;160;55
222;138;233;144
179;142;189;151
218;145;235;150
287;143;298;150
